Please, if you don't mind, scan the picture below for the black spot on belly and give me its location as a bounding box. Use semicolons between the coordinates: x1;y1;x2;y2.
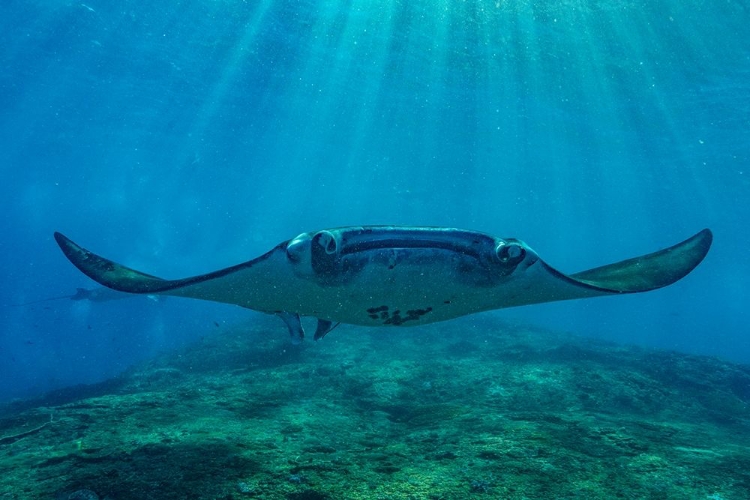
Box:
367;305;388;320
384;310;403;325
407;307;433;318
365;305;434;325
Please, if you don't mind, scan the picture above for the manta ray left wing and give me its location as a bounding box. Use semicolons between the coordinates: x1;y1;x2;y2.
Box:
53;232;339;341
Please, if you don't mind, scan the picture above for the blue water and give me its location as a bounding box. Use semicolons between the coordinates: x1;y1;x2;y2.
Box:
1;1;748;402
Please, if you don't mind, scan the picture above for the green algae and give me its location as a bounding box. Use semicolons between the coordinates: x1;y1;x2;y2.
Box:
0;316;748;499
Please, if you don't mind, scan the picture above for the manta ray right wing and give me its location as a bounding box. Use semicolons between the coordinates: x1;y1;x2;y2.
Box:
484;228;713;311
565;228;713;294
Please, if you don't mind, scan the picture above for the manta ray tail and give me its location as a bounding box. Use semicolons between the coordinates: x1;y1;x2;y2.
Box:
567;228;712;293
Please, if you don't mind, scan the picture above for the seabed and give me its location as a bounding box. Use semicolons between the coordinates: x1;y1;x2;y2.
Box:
1;316;748;499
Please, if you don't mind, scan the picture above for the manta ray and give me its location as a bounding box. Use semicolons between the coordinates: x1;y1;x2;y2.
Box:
10;286;157;307
54;226;712;342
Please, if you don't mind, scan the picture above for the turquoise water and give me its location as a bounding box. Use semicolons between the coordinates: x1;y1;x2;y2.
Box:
0;1;748;400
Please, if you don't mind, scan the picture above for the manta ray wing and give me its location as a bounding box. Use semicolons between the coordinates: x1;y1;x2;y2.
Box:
53;232;306;313
476;228;713;311
568;228;713;293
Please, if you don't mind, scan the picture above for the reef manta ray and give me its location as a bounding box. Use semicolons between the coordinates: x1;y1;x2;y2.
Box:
54;226;712;342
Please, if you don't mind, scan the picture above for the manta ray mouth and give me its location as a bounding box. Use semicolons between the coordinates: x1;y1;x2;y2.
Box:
334;227;500;259
341;237;484;257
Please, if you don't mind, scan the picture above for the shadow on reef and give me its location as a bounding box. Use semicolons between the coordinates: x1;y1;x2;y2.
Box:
1;315;749;499
52;441;261;499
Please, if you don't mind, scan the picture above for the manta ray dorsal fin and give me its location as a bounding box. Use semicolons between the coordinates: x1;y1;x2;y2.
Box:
568;228;713;293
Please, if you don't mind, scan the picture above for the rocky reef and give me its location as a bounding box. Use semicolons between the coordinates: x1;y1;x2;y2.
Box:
1;316;748;499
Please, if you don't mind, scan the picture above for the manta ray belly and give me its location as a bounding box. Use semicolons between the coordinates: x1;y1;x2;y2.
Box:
296;246;502;327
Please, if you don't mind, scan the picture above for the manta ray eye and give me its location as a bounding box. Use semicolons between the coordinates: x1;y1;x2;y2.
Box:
495;241;525;264
311;231;341;277
314;231;338;255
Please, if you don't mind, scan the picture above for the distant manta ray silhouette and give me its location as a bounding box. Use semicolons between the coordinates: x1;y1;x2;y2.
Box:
10;287;161;307
53;226;712;343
